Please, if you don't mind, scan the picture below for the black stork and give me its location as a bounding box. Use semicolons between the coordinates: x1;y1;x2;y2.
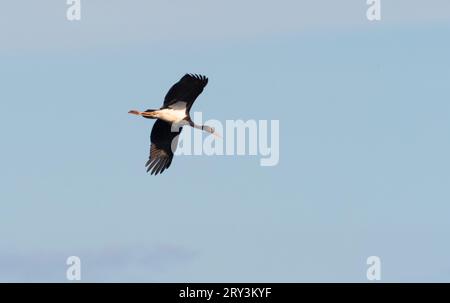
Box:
128;74;219;175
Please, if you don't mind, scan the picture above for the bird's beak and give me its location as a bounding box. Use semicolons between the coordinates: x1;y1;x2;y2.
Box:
212;132;222;139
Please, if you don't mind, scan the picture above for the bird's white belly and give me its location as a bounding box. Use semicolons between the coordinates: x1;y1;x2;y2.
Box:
155;108;187;123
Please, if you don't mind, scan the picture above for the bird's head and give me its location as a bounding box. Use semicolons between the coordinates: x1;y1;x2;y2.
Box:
203;125;221;139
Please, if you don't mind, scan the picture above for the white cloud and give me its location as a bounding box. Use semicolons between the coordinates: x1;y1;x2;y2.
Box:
0;244;197;282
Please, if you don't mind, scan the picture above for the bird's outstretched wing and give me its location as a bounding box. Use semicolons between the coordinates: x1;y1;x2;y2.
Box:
145;120;183;175
163;74;208;112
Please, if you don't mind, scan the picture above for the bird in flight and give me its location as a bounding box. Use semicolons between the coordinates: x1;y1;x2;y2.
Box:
128;74;219;175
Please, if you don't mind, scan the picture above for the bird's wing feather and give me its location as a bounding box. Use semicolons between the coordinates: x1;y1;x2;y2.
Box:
163;74;208;112
145;120;183;175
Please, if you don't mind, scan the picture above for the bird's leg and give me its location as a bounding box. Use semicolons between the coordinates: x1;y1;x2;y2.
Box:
128;110;142;116
128;109;158;118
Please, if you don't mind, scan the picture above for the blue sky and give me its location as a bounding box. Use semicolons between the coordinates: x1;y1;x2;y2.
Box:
0;1;449;282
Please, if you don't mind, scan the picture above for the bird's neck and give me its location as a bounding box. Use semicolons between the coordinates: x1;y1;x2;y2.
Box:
186;117;202;130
